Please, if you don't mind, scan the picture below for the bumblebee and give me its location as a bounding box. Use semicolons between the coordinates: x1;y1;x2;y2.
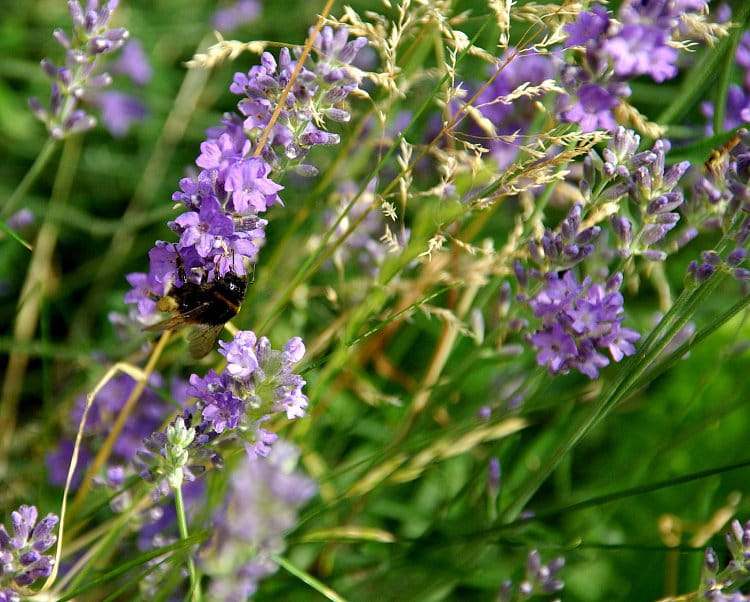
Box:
144;270;248;359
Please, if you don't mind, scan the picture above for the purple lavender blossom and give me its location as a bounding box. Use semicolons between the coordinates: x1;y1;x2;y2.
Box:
580;127;689;260
0;505;58;593
200;440;316;600
224;158;284;213
564;5;610;47
211;330;310;446
90;90;148;137
110;39;152;85
498;550;565;601
213;0;261;33
698;518;750;600
170;196;235;258
527;203;601;272
135;411;221;499
136;330;309;496
701;85;750;133
528;271;639;379
28;0;129;138
560;2;706;131
561;84;618;132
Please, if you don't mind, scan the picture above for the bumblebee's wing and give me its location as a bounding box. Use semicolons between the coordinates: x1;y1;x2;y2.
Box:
142;315;190;332
188;324;224;359
142;302;212;332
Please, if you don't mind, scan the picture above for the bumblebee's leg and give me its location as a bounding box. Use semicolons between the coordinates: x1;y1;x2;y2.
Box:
175;247;188;284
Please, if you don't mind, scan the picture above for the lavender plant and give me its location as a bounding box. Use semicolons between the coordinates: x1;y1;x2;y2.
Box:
3;0;750;600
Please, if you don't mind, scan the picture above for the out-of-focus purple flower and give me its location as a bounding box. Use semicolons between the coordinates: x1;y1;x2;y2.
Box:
213;0;261;33
701;85;750;133
110;39;152;85
488;458;501;496
0;505;58;592
602;25;677;82
619;0;709;30
90;90;148;137
561;84;618;132
201;440;316;600
560;1;707;132
6;209;34;231
47;373;173;487
528;271;639;379
45;439;93;489
738;32;750;71
452;48;556;167
564;5;611;47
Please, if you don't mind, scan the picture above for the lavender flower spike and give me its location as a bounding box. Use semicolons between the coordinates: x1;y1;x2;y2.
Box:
0;505;58;594
200;440;316;600
29;0;129;138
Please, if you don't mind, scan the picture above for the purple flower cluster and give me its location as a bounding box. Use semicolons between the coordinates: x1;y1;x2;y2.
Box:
134;330;308;497
201;440;316;601
231;26;367;172
0;505;58;598
525;202;601;273
125;26;367;326
136;413;221;499
188;331;308;457
46;372;174;488
560;1;707;132
498;549;565;601
28;0;129;139
580;127;690;261
699;519;750;600
528;271;640;379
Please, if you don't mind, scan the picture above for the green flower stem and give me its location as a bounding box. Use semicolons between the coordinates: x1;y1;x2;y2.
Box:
1;137;58;219
174;484;201;601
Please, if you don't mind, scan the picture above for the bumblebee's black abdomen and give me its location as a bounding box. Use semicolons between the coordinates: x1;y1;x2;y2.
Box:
173;275;247;326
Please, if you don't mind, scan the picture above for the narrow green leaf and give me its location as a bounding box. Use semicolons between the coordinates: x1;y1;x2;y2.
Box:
274;554;348;602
